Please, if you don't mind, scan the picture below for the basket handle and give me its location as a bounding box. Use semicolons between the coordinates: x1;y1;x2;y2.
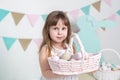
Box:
66;33;88;59
99;48;120;64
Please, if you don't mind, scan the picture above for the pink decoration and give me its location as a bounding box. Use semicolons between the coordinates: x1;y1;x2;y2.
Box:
107;14;117;21
104;0;112;6
69;9;79;21
33;38;42;47
27;14;40;27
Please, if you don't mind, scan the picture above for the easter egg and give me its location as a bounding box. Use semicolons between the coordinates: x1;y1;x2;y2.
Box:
52;56;60;61
60;53;72;61
72;52;82;60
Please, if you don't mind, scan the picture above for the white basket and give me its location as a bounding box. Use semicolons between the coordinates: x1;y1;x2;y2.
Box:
48;33;101;75
93;49;120;80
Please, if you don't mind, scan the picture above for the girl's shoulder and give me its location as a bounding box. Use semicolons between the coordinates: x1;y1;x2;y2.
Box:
40;44;50;57
40;44;48;53
41;44;48;49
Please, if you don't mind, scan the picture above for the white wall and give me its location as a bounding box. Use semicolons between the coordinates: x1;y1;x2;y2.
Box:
0;0;120;80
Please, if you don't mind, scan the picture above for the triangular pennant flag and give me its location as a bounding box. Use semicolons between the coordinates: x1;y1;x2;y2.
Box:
27;14;40;27
33;38;43;48
41;14;47;21
101;27;106;31
69;9;80;20
0;9;9;21
11;12;24;25
2;37;16;50
92;1;101;12
81;5;90;15
19;39;31;51
107;14;117;21
117;10;120;15
103;0;111;6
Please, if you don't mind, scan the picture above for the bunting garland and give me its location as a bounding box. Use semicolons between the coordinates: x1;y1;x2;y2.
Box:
0;0;119;26
1;36;42;51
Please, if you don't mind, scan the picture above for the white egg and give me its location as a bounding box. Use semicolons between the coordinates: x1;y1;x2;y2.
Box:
52;56;60;61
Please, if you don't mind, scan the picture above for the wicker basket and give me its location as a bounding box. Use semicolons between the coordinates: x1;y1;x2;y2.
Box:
93;49;120;80
48;33;101;75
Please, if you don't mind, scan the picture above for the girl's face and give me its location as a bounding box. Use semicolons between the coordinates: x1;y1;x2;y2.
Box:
49;19;68;44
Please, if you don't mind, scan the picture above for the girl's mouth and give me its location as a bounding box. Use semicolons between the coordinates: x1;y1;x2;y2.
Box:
57;37;63;39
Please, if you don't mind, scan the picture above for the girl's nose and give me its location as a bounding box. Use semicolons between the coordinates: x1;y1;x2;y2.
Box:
58;29;62;35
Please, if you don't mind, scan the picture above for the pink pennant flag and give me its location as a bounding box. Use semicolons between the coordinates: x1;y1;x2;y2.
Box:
104;0;111;6
107;14;117;21
33;38;43;48
69;9;79;21
27;14;40;27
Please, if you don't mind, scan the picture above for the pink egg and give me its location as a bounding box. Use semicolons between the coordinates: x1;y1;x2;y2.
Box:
72;52;82;60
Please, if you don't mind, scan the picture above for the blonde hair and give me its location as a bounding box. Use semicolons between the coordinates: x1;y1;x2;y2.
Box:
39;11;72;53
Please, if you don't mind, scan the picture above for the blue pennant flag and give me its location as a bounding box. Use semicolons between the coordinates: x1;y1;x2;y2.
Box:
0;9;9;21
81;5;90;15
117;10;120;15
41;14;48;21
2;37;17;50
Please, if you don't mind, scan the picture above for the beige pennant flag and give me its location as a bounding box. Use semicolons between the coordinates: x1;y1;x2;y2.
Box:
11;12;24;25
92;1;101;12
19;39;32;51
101;27;106;31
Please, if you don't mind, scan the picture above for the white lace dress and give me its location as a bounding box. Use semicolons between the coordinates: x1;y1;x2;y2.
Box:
41;46;78;80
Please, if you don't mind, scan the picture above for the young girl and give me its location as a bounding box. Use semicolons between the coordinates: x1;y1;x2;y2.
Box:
39;11;78;80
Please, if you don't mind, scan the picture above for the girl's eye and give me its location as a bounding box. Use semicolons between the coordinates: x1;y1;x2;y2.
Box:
53;27;58;30
62;27;67;30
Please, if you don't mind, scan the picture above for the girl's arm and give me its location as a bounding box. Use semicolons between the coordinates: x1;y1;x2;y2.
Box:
39;45;65;79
